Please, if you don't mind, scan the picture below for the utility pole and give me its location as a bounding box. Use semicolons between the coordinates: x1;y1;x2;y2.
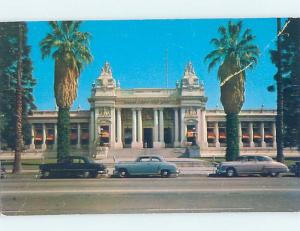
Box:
276;18;284;163
165;49;168;88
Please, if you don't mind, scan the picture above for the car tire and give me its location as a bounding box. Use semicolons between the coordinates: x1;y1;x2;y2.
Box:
118;169;128;178
90;171;98;178
82;171;90;178
270;172;279;177
41;170;50;178
161;170;170;178
226;168;236;177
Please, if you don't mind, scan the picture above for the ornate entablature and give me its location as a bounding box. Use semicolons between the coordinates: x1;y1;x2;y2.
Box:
185;107;198;118
98;107;111;118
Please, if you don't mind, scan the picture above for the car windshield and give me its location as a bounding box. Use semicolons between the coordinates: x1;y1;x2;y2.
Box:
256;156;273;162
85;157;95;163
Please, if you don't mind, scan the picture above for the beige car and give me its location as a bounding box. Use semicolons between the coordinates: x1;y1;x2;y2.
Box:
216;155;289;177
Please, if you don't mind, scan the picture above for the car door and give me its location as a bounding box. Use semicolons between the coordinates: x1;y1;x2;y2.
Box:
135;156;152;175
148;157;162;175
256;156;272;173
69;157;86;175
244;156;260;173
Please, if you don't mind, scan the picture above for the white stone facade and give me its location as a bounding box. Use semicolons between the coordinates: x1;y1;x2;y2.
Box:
26;62;281;156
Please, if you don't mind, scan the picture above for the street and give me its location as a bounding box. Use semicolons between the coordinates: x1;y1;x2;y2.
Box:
1;175;300;215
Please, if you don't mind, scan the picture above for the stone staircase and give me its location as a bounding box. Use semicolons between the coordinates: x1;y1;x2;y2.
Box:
107;147;186;158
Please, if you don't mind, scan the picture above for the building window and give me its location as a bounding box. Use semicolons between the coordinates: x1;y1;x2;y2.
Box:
70;124;78;145
264;122;273;147
241;122;250;147
207;122;215;147
253;122;261;147
99;125;110;146
219;122;226;147
81;123;89;146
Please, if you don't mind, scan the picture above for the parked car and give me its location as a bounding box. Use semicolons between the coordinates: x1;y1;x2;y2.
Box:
289;161;300;177
113;155;179;178
0;161;7;179
39;156;107;178
216;155;289;177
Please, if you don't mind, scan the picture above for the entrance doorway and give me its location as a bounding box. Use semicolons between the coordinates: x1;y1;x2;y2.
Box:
143;128;153;148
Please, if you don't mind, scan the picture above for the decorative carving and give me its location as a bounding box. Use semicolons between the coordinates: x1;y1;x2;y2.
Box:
184;61;195;76
185;107;198;117
181;61;200;89
96;61;116;89
98;107;111;117
101;61;112;76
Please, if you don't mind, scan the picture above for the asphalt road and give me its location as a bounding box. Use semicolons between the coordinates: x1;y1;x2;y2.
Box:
1;175;300;215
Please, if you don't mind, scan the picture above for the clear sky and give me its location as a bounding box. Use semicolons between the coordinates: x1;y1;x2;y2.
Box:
27;18;278;110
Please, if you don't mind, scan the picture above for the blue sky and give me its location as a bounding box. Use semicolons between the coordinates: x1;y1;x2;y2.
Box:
27;18;278;110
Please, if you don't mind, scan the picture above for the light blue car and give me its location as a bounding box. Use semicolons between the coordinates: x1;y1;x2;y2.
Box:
113;155;179;178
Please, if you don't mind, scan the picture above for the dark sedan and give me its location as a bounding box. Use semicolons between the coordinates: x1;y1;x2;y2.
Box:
39;156;107;178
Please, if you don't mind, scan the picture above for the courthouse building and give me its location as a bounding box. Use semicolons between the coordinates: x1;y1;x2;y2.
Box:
27;62;283;157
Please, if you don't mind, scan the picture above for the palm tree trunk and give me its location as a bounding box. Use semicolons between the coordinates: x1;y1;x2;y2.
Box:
225;113;240;161
57;107;70;162
13;23;24;174
276;18;284;163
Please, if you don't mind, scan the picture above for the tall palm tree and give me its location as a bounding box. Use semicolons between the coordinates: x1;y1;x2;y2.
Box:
205;21;259;161
13;22;24;173
40;21;92;161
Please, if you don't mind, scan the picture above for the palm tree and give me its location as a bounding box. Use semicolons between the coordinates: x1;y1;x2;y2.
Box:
13;23;24;174
40;21;92;161
205;20;259;161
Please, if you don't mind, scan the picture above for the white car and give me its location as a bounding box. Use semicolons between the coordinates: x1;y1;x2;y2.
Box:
216;155;289;177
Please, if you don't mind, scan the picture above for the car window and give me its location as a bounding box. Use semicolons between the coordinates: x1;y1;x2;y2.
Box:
257;156;272;162
151;157;161;162
247;156;256;162
237;156;247;161
138;157;151;162
72;158;85;164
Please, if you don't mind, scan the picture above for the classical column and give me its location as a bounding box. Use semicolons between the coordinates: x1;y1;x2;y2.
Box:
89;108;95;155
53;124;57;150
110;107;116;148
261;122;266;148
214;122;220;148
76;123;81;149
159;108;165;147
94;108;99;143
180;108;186;146
272;122;277;148
42;123;46;150
30;124;35;150
115;108;123;148
249;122;255;147
238;122;243;148
137;109;143;145
153;109;160;148
173;108;180;147
131;109;137;147
201;110;208;148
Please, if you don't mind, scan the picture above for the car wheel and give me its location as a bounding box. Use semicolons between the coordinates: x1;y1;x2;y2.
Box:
41;171;50;178
270;172;279;177
82;171;90;178
161;170;170;178
118;169;128;178
226;168;236;177
90;171;98;178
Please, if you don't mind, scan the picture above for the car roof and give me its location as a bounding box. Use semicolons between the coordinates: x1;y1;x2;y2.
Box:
137;155;163;158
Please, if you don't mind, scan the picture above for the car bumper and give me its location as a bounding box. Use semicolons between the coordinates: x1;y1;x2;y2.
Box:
98;169;108;175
